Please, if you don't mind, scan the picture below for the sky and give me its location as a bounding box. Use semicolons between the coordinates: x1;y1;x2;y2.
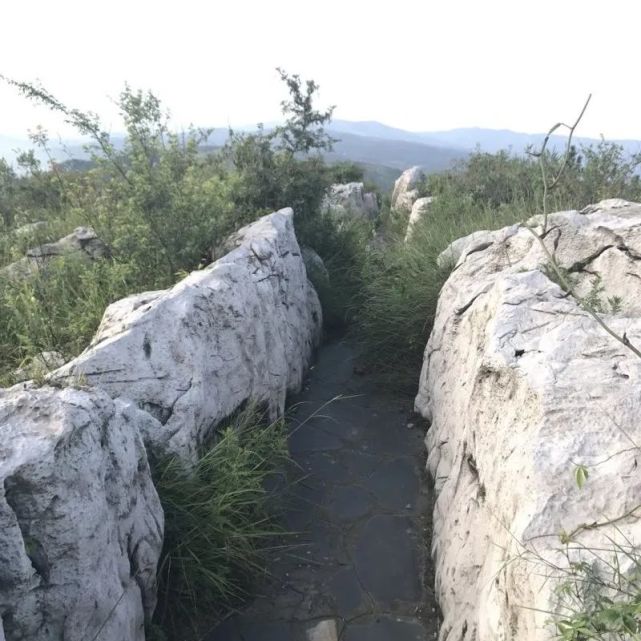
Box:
2;0;641;140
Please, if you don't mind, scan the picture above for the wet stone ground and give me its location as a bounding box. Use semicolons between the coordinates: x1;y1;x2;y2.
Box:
208;340;438;641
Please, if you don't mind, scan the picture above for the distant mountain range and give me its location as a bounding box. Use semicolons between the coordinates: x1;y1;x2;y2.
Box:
3;121;641;192
329;120;641;156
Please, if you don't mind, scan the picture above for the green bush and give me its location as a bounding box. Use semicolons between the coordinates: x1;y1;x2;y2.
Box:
301;211;371;329
0;71;357;380
151;408;290;639
553;550;641;641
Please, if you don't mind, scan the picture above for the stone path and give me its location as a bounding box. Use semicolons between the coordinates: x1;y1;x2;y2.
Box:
208;340;438;641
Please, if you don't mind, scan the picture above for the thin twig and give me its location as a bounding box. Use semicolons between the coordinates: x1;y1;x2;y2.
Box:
529;95;592;232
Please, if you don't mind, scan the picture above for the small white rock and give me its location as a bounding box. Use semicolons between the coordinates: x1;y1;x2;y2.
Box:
307;619;338;641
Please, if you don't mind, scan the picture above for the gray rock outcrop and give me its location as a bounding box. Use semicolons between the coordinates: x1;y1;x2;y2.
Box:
0;208;323;640
1;227;109;280
391;166;426;217
301;246;330;289
0;386;163;641
415;199;641;641
322;183;379;220
53;209;322;463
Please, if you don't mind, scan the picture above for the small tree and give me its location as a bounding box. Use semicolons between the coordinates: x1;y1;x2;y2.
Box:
275;68;336;154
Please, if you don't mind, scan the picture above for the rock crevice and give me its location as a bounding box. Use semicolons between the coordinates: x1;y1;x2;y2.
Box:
0;209;322;641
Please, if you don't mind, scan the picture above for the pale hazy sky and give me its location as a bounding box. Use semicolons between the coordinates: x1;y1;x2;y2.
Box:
2;0;641;140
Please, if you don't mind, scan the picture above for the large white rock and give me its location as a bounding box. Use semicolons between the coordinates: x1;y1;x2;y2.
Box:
53;209;322;462
0;385;163;641
391;166;426;217
415;200;641;641
322;182;379;220
404;196;433;242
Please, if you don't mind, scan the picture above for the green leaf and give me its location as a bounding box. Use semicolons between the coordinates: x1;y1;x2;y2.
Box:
574;464;589;489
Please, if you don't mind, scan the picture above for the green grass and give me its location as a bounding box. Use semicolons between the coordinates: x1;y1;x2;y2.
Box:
0;254;133;384
150;407;291;640
356;197;531;393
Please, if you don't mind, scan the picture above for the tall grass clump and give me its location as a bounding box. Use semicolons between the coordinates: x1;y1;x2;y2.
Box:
357;196;527;392
0;255;133;385
300;211;372;329
151;408;290;639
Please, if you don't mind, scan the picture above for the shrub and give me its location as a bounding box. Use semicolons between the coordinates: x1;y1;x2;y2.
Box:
553;547;641;641
0;70;355;379
301;211;371;329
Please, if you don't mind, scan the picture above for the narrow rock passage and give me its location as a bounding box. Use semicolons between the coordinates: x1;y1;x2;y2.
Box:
209;340;438;641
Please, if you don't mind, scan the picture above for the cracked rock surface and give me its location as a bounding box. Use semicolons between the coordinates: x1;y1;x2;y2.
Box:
208;340;438;641
416;199;641;641
0;386;163;641
391;167;426;218
52;209;322;464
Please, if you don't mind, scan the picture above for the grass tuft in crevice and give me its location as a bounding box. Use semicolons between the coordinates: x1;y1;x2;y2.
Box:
150;407;291;640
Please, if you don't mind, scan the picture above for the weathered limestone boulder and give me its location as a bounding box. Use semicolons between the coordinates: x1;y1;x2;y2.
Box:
435;228;492;268
404;196;433;241
1;227;109;280
0;385;163;641
322;182;379;220
53;209;322;462
391;166;425;217
415;199;641;641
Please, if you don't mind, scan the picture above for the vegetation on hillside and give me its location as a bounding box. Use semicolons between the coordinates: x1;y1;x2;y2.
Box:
356;143;641;391
0;73;370;385
4;71;641;640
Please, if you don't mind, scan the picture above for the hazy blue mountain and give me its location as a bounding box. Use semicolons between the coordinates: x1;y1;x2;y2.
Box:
328;120;465;148
415;128;641;155
327;121;641;156
5;121;640;192
326;131;464;171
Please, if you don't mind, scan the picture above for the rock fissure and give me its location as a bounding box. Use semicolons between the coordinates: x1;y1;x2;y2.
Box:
566;243;615;272
455;287;491;316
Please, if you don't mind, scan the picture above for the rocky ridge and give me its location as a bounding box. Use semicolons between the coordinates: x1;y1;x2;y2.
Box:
416;199;641;641
0;209;322;641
